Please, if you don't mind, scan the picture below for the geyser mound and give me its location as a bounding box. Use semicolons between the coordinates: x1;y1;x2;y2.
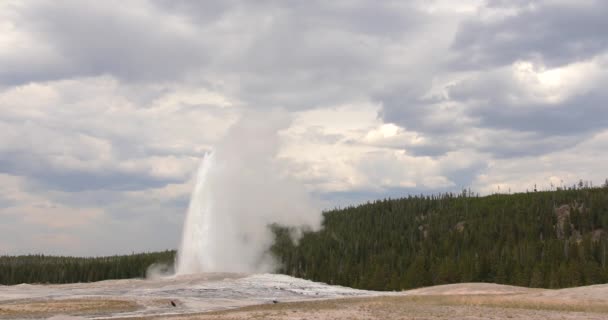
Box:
177;111;321;274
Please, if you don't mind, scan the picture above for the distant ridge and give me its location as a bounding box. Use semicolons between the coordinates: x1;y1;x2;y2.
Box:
271;186;608;290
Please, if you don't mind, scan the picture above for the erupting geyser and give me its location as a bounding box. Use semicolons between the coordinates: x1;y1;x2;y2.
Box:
176;111;321;274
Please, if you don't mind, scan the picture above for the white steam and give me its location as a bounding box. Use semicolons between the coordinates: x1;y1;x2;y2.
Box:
146;262;174;280
176;111;321;274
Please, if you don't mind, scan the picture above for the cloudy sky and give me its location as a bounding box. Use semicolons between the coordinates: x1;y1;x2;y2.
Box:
1;0;608;256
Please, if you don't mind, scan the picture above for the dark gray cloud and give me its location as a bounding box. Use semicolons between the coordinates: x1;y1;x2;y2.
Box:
485;0;537;8
470;93;608;136
0;150;181;192
154;1;424;39
0;196;17;209
377;93;464;135
441;60;608;158
2;0;426;111
441;159;488;188
376;1;608;159
379;81;608;158
210;1;425;109
451;1;608;68
466;129;585;158
151;0;233;23
1;1;210;85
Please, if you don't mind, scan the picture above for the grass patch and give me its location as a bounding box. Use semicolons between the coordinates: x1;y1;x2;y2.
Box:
394;294;608;313
113;293;608;320
0;298;139;318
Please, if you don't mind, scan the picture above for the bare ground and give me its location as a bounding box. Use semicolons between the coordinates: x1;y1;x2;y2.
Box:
0;298;138;319
122;294;608;320
3;281;608;319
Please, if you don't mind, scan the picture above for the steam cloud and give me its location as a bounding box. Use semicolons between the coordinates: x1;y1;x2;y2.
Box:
176;110;321;274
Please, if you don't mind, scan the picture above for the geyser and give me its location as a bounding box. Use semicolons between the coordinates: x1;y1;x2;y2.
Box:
176;111;320;274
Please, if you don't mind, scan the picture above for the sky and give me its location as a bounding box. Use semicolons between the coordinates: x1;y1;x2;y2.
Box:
1;0;608;256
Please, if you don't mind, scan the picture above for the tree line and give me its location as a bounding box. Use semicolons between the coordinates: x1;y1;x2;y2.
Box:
271;185;608;290
0;250;175;285
4;184;608;291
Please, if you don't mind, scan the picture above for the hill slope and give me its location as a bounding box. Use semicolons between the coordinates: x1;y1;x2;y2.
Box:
271;187;608;290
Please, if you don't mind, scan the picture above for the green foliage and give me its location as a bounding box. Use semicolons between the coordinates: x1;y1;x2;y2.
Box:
271;187;608;290
0;250;175;285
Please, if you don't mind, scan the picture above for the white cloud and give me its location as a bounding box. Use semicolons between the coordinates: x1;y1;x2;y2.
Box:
0;76;237;187
0;0;607;254
474;129;608;194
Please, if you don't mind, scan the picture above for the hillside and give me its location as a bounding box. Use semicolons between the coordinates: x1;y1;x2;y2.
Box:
3;186;608;290
271;186;608;290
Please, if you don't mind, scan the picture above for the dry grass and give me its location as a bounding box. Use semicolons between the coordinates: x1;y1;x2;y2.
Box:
0;298;139;319
5;294;608;320
209;294;608;314
4;284;608;320
120;294;608;320
422;293;608;313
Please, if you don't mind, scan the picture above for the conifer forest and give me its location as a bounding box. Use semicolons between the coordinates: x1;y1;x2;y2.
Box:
3;185;608;291
271;185;608;290
0;250;175;285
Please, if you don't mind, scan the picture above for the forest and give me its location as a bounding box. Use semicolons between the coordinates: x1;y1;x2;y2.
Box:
0;250;175;285
271;184;608;290
3;184;608;291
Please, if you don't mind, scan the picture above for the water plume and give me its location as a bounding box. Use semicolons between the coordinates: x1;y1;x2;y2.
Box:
176;110;320;274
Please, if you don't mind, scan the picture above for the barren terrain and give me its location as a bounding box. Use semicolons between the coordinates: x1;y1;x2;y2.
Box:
2;274;608;319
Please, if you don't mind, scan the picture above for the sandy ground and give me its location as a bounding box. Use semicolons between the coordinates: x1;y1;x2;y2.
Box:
2;275;608;319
